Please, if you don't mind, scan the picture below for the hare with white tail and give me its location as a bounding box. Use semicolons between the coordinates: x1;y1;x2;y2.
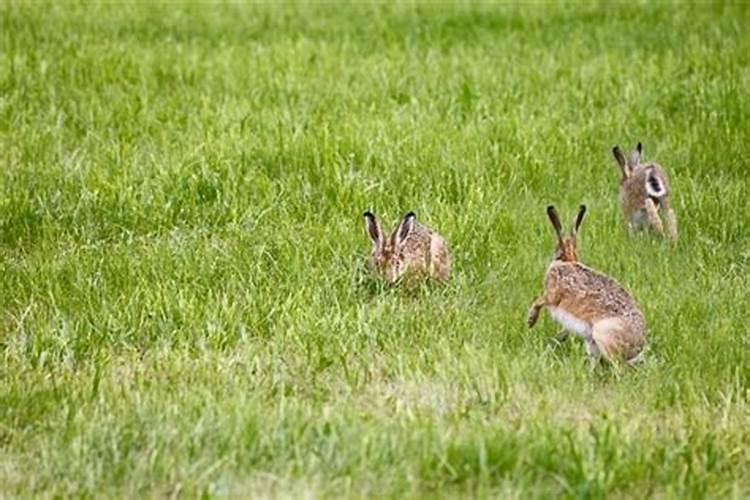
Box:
612;142;677;244
527;205;647;365
363;211;450;284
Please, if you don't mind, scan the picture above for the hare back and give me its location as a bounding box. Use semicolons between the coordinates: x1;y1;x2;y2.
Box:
401;223;449;276
545;262;644;322
429;233;451;279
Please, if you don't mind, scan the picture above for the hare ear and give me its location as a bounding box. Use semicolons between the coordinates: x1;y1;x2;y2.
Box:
571;204;586;237
364;211;383;248
546;206;563;241
613;146;628;178
629;142;642;167
393;212;416;247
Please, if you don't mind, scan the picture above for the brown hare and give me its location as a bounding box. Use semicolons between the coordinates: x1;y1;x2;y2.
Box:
527;205;646;365
613;142;677;244
363;211;450;284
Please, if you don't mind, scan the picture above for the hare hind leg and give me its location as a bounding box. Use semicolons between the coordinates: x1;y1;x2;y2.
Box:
555;330;570;342
663;208;678;245
659;196;678;245
626;350;645;366
591;317;641;364
644;198;665;237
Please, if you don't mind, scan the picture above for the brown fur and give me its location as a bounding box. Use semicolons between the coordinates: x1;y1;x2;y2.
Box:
613;143;678;244
527;206;647;364
364;212;450;284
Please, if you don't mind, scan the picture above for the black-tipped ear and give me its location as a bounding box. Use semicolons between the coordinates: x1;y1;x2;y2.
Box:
629;142;642;167
612;146;626;168
394;211;416;246
546;206;563;240
572;204;587;235
613;145;631;179
364;211;382;246
612;146;627;171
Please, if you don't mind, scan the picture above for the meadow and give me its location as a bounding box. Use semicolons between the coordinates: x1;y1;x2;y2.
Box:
1;1;749;497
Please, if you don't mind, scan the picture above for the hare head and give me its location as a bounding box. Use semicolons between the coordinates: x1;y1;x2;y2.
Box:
363;211;418;283
547;205;586;262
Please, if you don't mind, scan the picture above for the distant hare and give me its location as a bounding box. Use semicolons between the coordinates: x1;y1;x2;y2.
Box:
363;211;450;284
527;205;646;365
613;142;677;244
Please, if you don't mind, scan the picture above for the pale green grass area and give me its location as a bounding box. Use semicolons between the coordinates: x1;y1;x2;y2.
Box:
1;2;749;498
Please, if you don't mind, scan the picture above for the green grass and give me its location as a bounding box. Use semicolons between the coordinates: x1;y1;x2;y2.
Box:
1;1;749;497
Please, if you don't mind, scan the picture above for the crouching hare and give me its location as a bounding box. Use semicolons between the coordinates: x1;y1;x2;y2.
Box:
363;211;450;284
613;142;677;244
527;205;646;365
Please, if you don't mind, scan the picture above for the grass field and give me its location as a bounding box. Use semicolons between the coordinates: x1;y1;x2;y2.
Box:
1;1;749;497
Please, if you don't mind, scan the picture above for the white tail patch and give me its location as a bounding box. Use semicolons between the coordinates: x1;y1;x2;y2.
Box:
645;168;666;198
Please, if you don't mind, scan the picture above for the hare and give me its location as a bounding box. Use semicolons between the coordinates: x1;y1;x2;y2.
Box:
527;205;646;365
613;142;677;244
363;211;450;284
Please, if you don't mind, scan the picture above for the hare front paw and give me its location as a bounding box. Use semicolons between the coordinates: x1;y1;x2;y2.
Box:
527;304;541;328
